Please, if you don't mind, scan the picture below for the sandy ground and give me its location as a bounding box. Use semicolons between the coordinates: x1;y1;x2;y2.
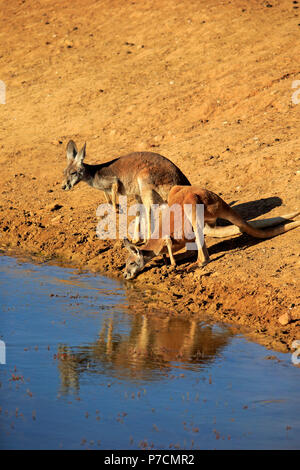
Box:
0;0;299;352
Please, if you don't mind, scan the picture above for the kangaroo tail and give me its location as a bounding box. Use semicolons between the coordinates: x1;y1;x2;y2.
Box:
204;210;300;238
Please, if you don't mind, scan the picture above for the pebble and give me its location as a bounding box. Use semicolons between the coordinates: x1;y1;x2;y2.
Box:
47;203;63;212
64;39;73;48
279;313;291;325
51;214;63;223
278;310;300;325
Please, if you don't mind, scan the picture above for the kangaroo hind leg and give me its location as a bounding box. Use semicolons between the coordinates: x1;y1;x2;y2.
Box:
137;175;156;241
185;195;210;267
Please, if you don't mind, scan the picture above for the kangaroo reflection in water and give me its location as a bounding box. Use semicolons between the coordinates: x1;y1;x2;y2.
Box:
56;314;233;393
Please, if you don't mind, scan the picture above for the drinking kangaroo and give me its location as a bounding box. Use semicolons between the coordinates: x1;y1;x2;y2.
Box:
123;185;300;279
62;140;190;240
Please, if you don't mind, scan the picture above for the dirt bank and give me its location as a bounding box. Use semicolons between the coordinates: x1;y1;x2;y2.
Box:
0;0;299;352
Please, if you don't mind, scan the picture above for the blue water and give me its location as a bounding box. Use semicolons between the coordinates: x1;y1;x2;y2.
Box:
0;254;299;449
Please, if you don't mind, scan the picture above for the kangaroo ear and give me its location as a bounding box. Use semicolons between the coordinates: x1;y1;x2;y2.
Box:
75;142;86;166
66;140;78;161
123;238;141;255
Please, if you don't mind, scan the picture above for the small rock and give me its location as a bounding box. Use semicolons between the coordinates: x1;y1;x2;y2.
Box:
64;39;73;48
48;203;63;212
51;215;63;223
278;312;291;326
264;355;279;361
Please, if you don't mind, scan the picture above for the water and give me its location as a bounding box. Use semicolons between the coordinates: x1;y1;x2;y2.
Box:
0;254;299;450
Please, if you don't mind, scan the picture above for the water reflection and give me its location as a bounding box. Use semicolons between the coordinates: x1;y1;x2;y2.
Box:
2;255;300;450
57;314;233;393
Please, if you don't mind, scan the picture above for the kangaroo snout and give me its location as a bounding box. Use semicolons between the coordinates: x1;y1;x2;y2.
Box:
123;272;135;280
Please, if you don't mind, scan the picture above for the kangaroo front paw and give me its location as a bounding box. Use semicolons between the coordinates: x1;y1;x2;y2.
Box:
199;259;210;267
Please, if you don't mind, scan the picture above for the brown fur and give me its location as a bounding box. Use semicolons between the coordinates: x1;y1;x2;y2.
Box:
62;140;190;240
123;185;299;279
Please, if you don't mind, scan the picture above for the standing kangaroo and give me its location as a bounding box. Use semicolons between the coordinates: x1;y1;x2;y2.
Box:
123;185;300;279
62;140;190;240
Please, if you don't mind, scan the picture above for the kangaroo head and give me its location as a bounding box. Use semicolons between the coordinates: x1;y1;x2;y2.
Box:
62;140;86;191
123;238;145;280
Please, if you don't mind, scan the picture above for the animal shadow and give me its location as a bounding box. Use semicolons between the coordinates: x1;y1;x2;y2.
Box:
226;196;282;222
